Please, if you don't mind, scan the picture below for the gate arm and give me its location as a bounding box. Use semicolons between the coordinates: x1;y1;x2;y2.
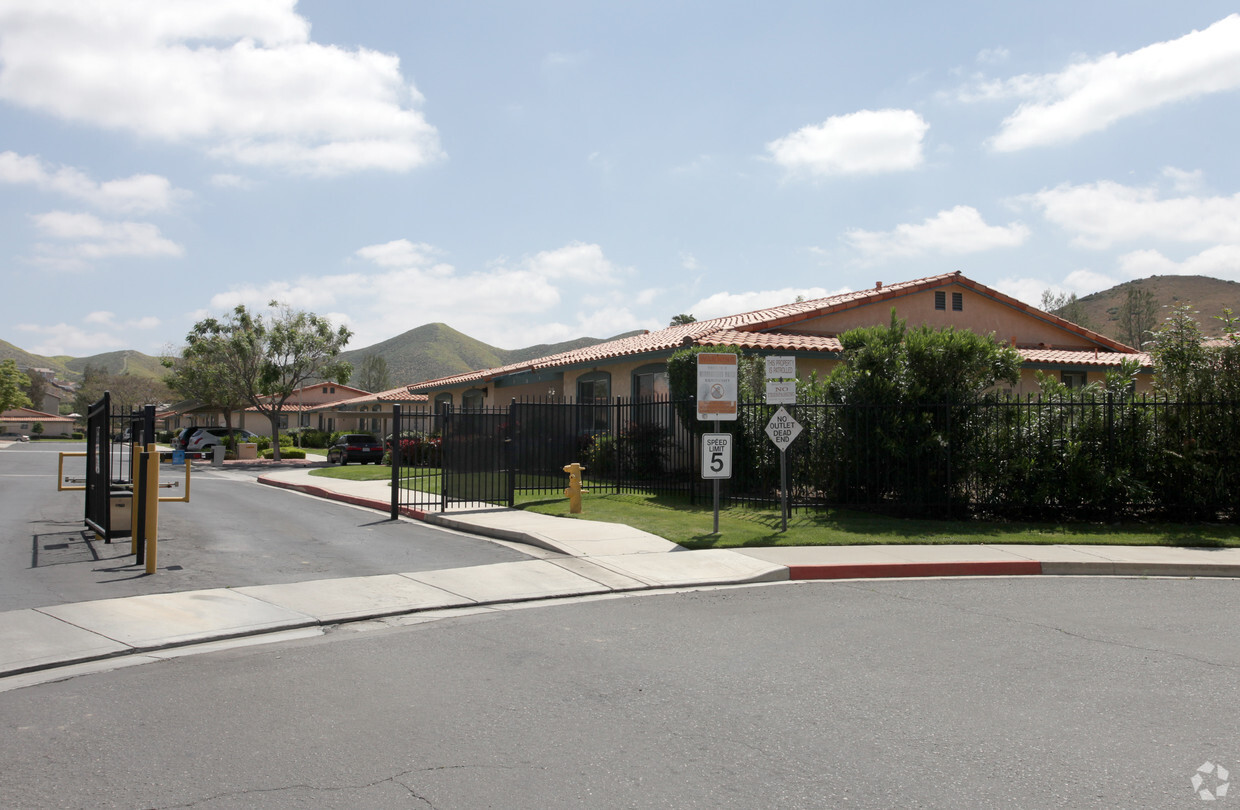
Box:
58;451;87;491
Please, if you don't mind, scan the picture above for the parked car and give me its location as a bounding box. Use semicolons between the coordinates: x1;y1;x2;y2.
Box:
1;432;29;442
184;427;259;452
326;433;384;465
172;427;198;449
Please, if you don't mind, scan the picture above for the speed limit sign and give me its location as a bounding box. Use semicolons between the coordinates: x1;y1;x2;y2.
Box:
702;433;732;479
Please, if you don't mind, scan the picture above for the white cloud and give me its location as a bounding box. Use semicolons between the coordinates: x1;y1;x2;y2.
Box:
689;287;842;320
844;206;1030;262
524;242;628;283
977;47;1010;66
1025;180;1240;249
30;211;184;268
1162;167;1204;194
209;173;255;190
202;240;640;352
994;268;1120;308
0;151;185;213
1118;246;1240;281
0;0;443;176
988;14;1240;151
14;314;158;356
766;109;929;177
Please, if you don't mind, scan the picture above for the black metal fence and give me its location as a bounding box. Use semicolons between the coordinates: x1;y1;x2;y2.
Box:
394;395;1240;521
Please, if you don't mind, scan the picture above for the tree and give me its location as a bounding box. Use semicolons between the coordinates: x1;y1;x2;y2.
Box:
23;369;48;411
1040;289;1093;330
0;359;32;412
187;302;352;460
1148;304;1240;401
668;314;696;327
1118;285;1158;348
356;354;391;392
812;311;1022;509
163;334;250;447
73;368;171;415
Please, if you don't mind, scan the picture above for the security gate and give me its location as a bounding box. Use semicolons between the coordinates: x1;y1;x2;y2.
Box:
84;394;155;541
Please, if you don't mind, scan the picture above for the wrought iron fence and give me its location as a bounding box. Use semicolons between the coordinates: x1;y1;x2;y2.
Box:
394;395;1240;521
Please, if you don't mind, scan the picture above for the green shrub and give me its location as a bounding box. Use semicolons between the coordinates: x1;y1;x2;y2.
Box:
263;447;305;460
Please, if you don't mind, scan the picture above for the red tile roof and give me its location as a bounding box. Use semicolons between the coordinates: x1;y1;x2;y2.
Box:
1019;348;1152;368
309;386;428;410
1;407;74;422
408;272;1144;391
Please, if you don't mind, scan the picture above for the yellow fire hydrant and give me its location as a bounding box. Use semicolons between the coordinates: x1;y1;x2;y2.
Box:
563;462;586;513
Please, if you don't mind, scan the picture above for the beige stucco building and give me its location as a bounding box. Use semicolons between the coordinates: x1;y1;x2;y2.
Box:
410;272;1151;407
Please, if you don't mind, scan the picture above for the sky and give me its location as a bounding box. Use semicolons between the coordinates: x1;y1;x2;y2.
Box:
2;1;1240;363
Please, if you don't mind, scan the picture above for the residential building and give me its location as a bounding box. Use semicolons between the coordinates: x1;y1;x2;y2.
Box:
409;271;1151;407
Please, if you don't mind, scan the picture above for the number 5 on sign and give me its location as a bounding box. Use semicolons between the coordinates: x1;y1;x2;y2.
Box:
702;433;731;479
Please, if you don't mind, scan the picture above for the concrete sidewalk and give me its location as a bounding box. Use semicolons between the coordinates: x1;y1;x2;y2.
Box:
3;464;1238;685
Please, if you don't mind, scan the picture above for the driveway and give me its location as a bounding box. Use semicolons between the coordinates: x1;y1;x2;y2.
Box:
0;442;531;611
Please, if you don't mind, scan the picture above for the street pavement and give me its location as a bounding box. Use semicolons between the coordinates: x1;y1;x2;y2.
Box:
3;444;1239;686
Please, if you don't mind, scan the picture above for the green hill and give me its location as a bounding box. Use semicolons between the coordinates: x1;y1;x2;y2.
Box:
1069;275;1240;342
339;323;642;388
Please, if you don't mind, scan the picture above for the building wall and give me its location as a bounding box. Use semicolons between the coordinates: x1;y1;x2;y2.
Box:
783;283;1106;350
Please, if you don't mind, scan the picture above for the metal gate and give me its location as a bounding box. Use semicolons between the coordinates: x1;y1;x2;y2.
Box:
83;394;156;541
394;404;516;513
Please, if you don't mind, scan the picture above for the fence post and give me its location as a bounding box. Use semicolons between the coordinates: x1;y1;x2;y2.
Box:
506;398;516;508
390;404;401;520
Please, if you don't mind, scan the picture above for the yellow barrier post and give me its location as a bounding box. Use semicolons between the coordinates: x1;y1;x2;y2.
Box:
144;447;159;574
562;462;586;514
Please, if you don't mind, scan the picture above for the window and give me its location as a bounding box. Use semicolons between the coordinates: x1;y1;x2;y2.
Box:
952;292;963;311
576;371;611;432
1061;372;1088;389
462;389;485;410
434;392;453;412
632;364;672;429
934;291;946;310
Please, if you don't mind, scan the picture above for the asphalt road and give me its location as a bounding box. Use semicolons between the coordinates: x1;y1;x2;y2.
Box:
2;577;1237;808
0;442;530;611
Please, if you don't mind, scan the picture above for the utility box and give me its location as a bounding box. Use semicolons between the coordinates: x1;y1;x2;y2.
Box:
238;442;258;460
109;491;133;538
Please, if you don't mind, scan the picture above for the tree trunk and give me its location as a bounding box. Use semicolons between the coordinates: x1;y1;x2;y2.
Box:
268;413;282;461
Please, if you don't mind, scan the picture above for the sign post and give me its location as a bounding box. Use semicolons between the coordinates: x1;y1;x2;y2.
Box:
764;406;803;532
698;353;738;533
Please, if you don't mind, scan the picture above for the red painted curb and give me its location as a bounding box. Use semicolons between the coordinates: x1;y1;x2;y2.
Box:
788;561;1044;580
259;478;390;513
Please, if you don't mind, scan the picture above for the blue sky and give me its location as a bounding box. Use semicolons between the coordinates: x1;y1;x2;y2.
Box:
2;2;1239;361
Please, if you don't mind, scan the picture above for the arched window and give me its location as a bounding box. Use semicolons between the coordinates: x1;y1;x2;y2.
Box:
434;392;453;412
462;389;486;411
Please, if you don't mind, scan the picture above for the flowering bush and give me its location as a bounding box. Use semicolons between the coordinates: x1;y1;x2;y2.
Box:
395;436;442;467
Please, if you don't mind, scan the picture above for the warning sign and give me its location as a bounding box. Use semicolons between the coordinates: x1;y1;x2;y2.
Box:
764;407;802;451
696;353;738;421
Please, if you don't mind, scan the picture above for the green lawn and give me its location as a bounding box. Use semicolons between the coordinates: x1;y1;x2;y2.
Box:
306;468;1240;549
519;491;1240;550
309;465;394;482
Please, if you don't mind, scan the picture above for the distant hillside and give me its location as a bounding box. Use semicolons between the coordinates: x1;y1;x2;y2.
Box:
339;323;643;387
1069;275;1240;342
0;342;168;382
64;350;168;380
0;338;66;375
3;324;641;391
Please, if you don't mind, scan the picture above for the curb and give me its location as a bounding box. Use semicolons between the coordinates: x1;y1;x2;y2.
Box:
788;561;1044;580
257;476;1240;582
